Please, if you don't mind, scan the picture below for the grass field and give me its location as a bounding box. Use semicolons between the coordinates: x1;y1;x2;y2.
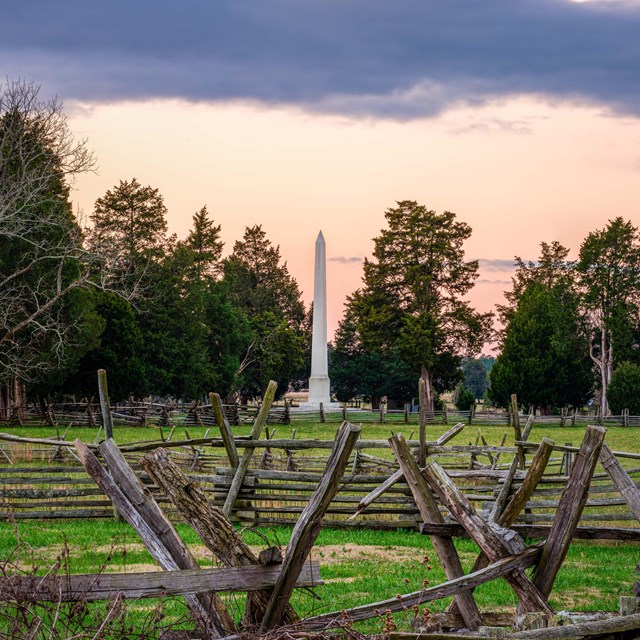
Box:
0;519;637;634
3;419;640;452
1;421;639;634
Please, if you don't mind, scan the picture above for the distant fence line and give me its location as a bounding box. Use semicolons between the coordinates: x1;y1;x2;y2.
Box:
0;399;636;428
1;429;640;535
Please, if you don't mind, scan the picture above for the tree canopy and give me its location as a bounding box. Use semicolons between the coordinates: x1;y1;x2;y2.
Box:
577;217;640;416
0;80;103;404
346;200;492;409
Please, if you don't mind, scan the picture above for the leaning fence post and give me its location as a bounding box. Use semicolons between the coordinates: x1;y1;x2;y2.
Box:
530;425;606;601
419;378;427;467
223;380;277;517
76;439;234;635
140;446;298;626
261;421;361;630
97;369;114;440
599;443;640;524
390;433;482;630
422;460;552;615
209;392;239;468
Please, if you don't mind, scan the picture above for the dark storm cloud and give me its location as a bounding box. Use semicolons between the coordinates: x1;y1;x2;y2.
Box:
3;0;640;119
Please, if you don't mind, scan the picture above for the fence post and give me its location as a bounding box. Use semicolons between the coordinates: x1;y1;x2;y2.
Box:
97;369;114;440
624;408;629;428
442;403;448;425
419;378;427;467
342;404;347;421
319;402;325;423
404;403;409;424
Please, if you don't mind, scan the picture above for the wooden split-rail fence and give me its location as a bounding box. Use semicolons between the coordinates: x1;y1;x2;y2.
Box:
2;405;640;637
1;421;640;538
4;398;640;429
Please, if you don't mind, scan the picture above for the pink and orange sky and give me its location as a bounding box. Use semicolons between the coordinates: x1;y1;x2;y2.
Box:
4;1;640;342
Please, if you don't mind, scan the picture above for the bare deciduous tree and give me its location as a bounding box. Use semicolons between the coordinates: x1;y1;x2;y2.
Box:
0;79;136;410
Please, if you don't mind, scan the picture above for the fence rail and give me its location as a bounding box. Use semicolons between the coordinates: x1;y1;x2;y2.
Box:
1;432;639;535
0;401;631;428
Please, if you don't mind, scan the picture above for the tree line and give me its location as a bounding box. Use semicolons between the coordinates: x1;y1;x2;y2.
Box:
3;80;640;416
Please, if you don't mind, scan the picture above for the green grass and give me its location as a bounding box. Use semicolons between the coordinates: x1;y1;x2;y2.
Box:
4;420;640;448
0;519;637;634
1;421;639;634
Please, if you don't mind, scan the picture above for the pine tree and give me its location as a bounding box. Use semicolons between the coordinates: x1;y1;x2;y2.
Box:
348;200;491;410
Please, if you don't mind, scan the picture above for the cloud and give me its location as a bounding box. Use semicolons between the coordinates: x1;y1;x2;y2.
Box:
477;258;519;272
476;278;512;285
3;1;640;119
329;256;363;265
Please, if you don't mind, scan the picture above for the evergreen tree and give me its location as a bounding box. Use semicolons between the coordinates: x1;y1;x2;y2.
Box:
223;225;305;398
65;291;146;401
89;178;169;279
461;357;490;400
489;281;593;413
607;361;640;415
330;302;416;407
0;79;100;406
348;201;491;410
185;205;224;279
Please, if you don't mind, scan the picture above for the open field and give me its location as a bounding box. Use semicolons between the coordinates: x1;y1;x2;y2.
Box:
0;519;638;634
3;420;640;455
1;420;639;635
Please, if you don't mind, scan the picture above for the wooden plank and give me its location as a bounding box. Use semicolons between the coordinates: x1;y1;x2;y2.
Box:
302;545;542;629
390;433;482;630
209;392;238;467
1;562;321;602
436;423;466;446
530;425;606;600
97;369;114;439
223;380;277;516
490;413;535;522
419;523;640;541
422;460;552;615
75;439;234;638
511;394;524;468
499;437;555;527
510;611;640;639
599;443;640;524
261;421;361;630
350;468;404;518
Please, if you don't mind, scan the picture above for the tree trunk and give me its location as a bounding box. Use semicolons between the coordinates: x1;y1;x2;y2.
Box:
0;377;26;420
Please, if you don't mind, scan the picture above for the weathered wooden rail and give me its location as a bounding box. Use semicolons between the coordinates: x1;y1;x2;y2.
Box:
5;399;639;428
2;412;640;638
1;428;639;536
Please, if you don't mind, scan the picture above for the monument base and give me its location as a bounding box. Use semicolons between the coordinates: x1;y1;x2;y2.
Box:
307;374;331;406
295;401;341;411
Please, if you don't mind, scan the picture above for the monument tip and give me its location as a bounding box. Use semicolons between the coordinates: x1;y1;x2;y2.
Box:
316;230;325;243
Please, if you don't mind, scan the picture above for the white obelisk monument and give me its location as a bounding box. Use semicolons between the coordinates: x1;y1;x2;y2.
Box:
307;231;333;406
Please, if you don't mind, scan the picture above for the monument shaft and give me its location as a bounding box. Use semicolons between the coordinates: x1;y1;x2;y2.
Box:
308;231;331;405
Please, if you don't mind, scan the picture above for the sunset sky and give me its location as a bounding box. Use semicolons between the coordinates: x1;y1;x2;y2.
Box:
4;0;640;342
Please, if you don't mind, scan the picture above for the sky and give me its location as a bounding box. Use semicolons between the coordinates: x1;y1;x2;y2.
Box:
3;0;640;343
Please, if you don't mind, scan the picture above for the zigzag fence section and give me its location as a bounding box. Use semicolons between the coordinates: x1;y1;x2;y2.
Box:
2;399;637;428
1;426;639;541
